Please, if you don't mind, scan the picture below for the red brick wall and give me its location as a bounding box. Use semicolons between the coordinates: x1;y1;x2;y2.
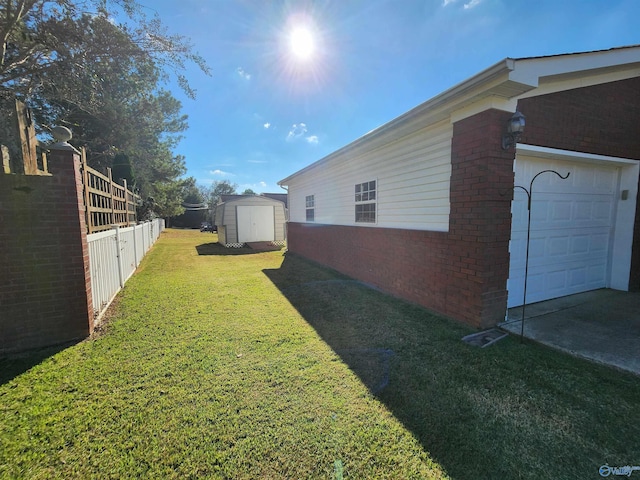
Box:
0;148;94;354
517;77;640;289
288;109;515;328
517;77;640;159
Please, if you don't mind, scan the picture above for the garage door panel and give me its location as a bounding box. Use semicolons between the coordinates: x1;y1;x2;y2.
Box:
593;200;614;221
513;252;609;272
571;235;589;254
546;270;567;291
517;159;617;194
511;198;528;224
525;272;549;299
525;237;546;259
511;228;611;262
587;263;608;287
550;200;572;221
514;196;614;230
529;199;550;222
509;261;608;305
574;201;593;220
509;250;610;305
592;167;618;191
547;236;569;256
508;155;618;308
590;232;609;252
568;267;587;288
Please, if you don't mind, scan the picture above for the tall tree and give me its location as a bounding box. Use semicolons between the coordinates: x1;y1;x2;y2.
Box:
168;176;206;227
201;180;238;207
0;0;209;100
111;153;133;186
181;177;203;205
0;0;210;218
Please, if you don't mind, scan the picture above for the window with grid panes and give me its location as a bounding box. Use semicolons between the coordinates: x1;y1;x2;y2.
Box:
355;180;376;223
305;195;315;222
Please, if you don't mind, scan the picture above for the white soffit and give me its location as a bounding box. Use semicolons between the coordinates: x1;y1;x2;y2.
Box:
517;64;640;99
510;47;640;86
450;97;518;124
451;47;640;121
511;47;640;98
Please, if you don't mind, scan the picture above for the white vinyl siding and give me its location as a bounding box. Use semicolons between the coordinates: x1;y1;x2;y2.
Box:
287;120;452;231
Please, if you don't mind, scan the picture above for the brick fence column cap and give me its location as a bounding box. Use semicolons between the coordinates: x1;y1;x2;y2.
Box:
49;125;80;154
48;141;80;153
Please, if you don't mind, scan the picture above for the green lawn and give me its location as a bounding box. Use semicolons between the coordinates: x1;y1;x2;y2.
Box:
1;229;639;479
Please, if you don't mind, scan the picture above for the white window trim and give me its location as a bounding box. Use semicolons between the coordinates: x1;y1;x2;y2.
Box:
305;194;315;222
354;179;378;224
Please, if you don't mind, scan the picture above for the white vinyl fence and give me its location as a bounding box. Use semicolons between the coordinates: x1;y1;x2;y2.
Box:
87;219;165;319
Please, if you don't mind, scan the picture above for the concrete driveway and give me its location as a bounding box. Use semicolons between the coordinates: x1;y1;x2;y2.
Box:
501;289;640;376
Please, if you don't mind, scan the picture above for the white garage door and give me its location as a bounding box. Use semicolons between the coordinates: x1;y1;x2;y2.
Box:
507;155;619;308
237;206;275;243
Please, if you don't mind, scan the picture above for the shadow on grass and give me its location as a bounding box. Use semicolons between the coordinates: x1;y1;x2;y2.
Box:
0;342;75;386
196;242;262;256
263;253;638;480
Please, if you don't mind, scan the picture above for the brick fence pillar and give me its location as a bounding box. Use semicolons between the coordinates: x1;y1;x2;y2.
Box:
47;141;94;335
0;140;94;354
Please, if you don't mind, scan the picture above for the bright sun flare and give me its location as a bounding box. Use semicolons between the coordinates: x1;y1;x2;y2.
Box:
289;27;315;60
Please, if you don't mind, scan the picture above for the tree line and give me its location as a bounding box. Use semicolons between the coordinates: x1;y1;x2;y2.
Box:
0;0;209;218
172;180;260;228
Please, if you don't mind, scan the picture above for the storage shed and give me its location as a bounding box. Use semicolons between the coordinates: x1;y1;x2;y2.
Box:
214;194;287;247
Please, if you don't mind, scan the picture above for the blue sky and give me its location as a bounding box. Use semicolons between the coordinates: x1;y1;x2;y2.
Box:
146;0;640;194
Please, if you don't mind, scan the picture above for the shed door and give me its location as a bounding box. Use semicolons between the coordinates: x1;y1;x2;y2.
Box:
237;206;275;243
507;156;618;308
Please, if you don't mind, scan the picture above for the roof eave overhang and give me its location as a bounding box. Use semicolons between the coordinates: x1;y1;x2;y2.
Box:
278;58;533;186
279;46;640;186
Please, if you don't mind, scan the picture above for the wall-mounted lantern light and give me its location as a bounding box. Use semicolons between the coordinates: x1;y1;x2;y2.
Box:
501;111;526;150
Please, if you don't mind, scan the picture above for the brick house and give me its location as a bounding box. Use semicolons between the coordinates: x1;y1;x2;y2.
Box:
278;46;640;328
